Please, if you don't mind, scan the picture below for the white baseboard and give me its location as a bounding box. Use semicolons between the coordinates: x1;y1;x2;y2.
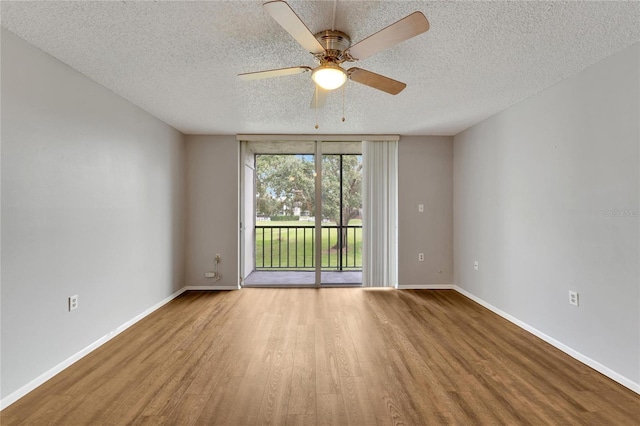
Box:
453;285;640;394
0;287;187;410
184;285;240;291
397;284;454;290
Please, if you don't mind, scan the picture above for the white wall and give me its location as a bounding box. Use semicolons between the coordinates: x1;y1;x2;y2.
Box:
185;135;239;288
1;29;186;400
454;43;639;387
398;136;453;287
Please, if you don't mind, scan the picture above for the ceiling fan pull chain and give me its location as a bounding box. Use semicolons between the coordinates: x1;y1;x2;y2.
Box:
341;83;346;122
315;85;320;129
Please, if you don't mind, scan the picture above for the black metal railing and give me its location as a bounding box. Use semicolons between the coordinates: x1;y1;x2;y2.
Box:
255;225;362;270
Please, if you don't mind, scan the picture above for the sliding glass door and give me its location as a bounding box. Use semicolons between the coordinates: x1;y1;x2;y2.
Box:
240;139;362;287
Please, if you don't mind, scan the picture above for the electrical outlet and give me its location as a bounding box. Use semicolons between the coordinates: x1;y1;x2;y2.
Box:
569;291;579;306
205;272;217;278
69;295;78;312
418;253;425;262
474;260;479;270
418;204;424;212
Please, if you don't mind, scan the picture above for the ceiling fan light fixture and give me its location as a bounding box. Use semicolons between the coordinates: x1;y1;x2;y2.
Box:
311;63;347;90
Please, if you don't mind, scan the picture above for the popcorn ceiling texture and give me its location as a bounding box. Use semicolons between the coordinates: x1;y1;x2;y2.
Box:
2;1;639;135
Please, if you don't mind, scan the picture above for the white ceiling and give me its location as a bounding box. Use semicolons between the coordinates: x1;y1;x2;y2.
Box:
2;1;639;136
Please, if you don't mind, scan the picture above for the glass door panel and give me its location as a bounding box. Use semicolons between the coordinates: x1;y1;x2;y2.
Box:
248;143;316;286
320;142;363;285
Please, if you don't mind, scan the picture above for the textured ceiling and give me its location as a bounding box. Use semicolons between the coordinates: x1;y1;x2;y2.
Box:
2;1;639;136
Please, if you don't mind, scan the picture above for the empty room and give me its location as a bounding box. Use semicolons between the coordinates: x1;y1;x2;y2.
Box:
1;1;639;425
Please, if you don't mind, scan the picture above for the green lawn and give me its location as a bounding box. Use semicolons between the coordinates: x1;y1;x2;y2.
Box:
255;220;362;270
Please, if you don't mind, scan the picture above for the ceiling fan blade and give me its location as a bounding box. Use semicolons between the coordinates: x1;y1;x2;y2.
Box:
348;68;406;95
263;1;325;55
310;86;328;109
345;11;429;61
238;66;311;81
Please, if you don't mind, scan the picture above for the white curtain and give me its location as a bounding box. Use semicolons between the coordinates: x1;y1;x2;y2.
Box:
362;140;398;287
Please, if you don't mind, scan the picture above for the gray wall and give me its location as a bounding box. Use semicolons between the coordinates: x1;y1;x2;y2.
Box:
184;136;454;288
453;43;639;385
398;136;454;286
185;135;239;288
1;29;186;399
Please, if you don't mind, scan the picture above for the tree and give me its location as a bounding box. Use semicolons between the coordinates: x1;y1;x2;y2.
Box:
256;154;362;250
256;155;316;216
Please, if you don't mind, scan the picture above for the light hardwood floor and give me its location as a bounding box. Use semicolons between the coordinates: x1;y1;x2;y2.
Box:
2;289;638;425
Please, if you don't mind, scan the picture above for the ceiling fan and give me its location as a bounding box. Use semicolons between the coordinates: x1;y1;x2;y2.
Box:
238;0;430;108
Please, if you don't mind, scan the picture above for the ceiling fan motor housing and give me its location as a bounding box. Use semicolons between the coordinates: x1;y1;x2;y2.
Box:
314;30;351;63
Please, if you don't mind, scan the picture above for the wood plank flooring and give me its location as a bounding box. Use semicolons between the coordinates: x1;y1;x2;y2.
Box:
2;289;638;425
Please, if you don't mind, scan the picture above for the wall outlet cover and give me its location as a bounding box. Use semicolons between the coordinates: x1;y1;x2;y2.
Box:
69;295;78;311
569;291;579;306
